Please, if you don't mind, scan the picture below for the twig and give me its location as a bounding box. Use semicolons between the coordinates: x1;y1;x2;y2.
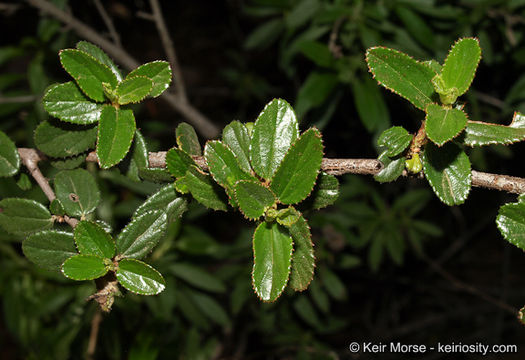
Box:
86;308;102;360
93;0;121;48
77;149;525;194
422;253;517;315
0;95;37;104
149;0;187;102
136;10;155;21
328;16;345;59
17;148;78;227
26;0;219;139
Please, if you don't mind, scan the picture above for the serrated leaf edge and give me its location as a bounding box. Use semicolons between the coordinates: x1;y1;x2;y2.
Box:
116;258;166;295
96;106;136;169
289;213;315;292
441;37;481;96
117;75;153;105
365;46;437;111
465;112;525;146
425;105;469;147
234;180;276;221
61;254;109;281
127;60;172;98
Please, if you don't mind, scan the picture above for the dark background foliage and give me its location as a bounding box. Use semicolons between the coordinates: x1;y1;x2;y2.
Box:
1;0;525;359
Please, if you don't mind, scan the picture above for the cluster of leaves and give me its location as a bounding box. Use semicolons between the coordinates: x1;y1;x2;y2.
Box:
165;98;339;301
242;0;521;135
366;37;525;252
38;40;171;169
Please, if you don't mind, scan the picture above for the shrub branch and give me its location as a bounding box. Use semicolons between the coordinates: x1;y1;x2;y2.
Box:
26;0;219;138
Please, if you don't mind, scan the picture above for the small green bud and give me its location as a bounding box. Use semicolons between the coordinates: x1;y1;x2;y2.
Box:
405;153;423;174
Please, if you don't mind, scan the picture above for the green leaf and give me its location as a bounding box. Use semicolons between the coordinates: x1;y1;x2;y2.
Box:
133;130;173;182
319;266;346;300
377;126;412;157
496;201;525;251
59;49;118;102
34;120;97;158
0;130;19;177
116;210;167;259
222;121;251;173
184;166;229;211
16;173;31;191
116;258;165;295
170;263;226;293
0;198;53;235
134;184;188;222
62;254;108;280
464;112;525;146
54;168;101;217
76;41;123;82
289;215;314;291
352;76;390;133
270;128;323;204
304;172;339;210
441;38;481;96
234;180;276;220
96;106;136;169
275;206;301;227
250;99;299;180
366;46;436;110
374;152;406;183
423;142;471;206
22;231;77;271
425;104;468;146
74;221;115;258
252;221;293;302
42;82;104;124
297;40;333;68
190;291;230;326
49;198;65;216
116;76;152;105
127;61;172;98
176;122;201;156
205;141;256;205
50;154;87;170
244;18;284;50
165;147;195;178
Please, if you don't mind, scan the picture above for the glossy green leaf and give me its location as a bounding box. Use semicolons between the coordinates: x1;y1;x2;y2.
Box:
352;76;390;133
0;198;53;235
185;166;229;211
375;152;406;183
250;99;299;180
62;254;108;280
441;38;481;96
270;128;323;204
74;221;115;258
252;221;293;302
34;120;97;158
222;121;251;173
377;126;412;157
234;180;276;220
54;168;101;217
165;147;195;178
176;122;201;156
423;142;471;206
133;184;188;222
425;104;468;146
59;49;117;102
22;231;77;271
76;41;123;82
289;215;314;291
496;200;525;251
305;172;339;210
133;130;173;182
127;61;171;98
275;206;301;227
42;82;104;124
205;141;256;205
116;76;152;105
116;210;167;259
0;130;19;177
117;258;165;295
366;46;436;110
464;112;525;146
96;106;136;169
170;263;226;293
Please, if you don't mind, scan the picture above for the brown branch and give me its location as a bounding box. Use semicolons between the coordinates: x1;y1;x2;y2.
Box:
86;308;102;360
25;0;219;139
148;0;187;101
93;0;121;48
17;148;78;228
